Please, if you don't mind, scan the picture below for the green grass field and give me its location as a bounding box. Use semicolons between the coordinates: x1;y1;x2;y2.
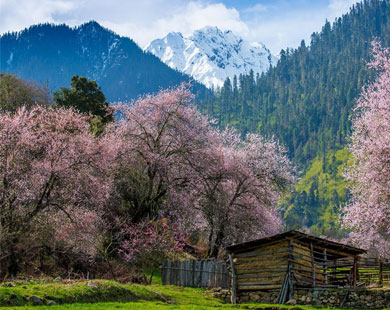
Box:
0;278;388;310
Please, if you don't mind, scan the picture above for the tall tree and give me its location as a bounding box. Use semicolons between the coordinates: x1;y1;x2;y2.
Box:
343;42;390;257
0;73;50;113
183;129;295;257
0;106;114;275
108;83;211;224
108;84;295;257
54;75;113;134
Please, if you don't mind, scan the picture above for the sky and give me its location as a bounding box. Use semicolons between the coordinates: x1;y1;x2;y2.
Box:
0;0;359;54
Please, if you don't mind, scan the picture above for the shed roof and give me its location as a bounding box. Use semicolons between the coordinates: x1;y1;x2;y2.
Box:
227;230;366;256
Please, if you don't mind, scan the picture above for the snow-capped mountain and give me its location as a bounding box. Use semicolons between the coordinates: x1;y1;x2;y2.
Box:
145;26;277;88
1;21;204;101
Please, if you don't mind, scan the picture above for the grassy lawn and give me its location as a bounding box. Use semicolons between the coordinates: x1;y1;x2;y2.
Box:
0;278;387;310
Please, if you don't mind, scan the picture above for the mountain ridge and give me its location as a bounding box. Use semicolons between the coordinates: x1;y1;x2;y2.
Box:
0;21;205;101
145;26;277;88
197;0;390;235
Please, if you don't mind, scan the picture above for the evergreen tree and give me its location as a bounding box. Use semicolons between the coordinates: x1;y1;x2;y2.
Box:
198;0;390;233
54;75;113;134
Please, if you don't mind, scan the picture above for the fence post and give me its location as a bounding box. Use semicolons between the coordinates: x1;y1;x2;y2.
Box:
353;256;358;287
196;260;201;287
323;249;328;285
310;242;316;287
166;259;171;285
213;262;217;288
379;258;383;285
191;260;195;287
161;260;167;285
179;261;184;286
229;253;237;304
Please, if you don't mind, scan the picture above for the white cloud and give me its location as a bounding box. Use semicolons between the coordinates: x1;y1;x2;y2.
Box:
0;0;247;48
0;0;359;54
243;3;268;14
0;0;77;33
152;2;248;41
99;2;248;48
242;0;360;54
329;0;358;17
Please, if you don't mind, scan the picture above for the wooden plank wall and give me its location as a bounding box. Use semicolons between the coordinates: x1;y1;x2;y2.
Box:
161;259;230;288
291;241;325;286
232;240;289;291
230;238;371;293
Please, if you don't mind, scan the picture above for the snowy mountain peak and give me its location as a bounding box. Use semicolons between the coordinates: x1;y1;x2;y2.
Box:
145;27;277;88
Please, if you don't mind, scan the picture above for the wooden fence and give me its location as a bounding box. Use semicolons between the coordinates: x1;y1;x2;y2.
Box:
334;257;390;285
357;257;390;284
161;257;390;289
161;259;230;288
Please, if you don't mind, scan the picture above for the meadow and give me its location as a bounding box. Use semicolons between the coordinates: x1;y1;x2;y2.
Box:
0;277;384;310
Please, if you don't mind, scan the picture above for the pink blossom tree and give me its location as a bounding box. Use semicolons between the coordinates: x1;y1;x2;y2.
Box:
0;106;114;275
109;84;295;258
180;129;295;257
107;83;211;224
0;83;295;273
343;41;390;257
119;219;185;283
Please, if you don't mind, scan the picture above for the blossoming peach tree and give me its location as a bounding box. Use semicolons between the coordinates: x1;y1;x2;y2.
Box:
0;82;296;277
343;42;390;257
0;106;115;275
111;84;295;259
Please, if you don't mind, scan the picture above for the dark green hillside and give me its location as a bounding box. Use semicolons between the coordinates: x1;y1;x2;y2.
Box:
0;21;206;101
199;0;390;233
200;0;389;164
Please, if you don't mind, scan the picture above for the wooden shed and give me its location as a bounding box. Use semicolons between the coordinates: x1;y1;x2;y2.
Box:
226;230;366;304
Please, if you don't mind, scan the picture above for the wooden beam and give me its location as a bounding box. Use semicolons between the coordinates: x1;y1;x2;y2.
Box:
353;256;358;287
234;254;289;265
234;244;289;258
238;284;282;290
310;242;316;287
288;240;294;301
237;273;286;279
293;240;358;258
229;253;237;304
230;240;289;255
277;272;289;304
236;278;284;285
235;265;288;274
324;249;328;285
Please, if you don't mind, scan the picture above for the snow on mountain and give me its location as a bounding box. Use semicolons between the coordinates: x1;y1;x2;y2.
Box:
1;21;203;101
144;26;277;88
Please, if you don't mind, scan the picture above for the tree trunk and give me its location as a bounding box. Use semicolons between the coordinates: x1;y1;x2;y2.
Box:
209;226;224;258
148;269;153;285
104;254;116;281
3;237;20;277
8;248;19;277
207;228;215;257
0;254;9;279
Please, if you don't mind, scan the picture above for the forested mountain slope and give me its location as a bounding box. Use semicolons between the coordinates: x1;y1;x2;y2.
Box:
0;21;205;101
198;0;390;234
200;0;389;164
